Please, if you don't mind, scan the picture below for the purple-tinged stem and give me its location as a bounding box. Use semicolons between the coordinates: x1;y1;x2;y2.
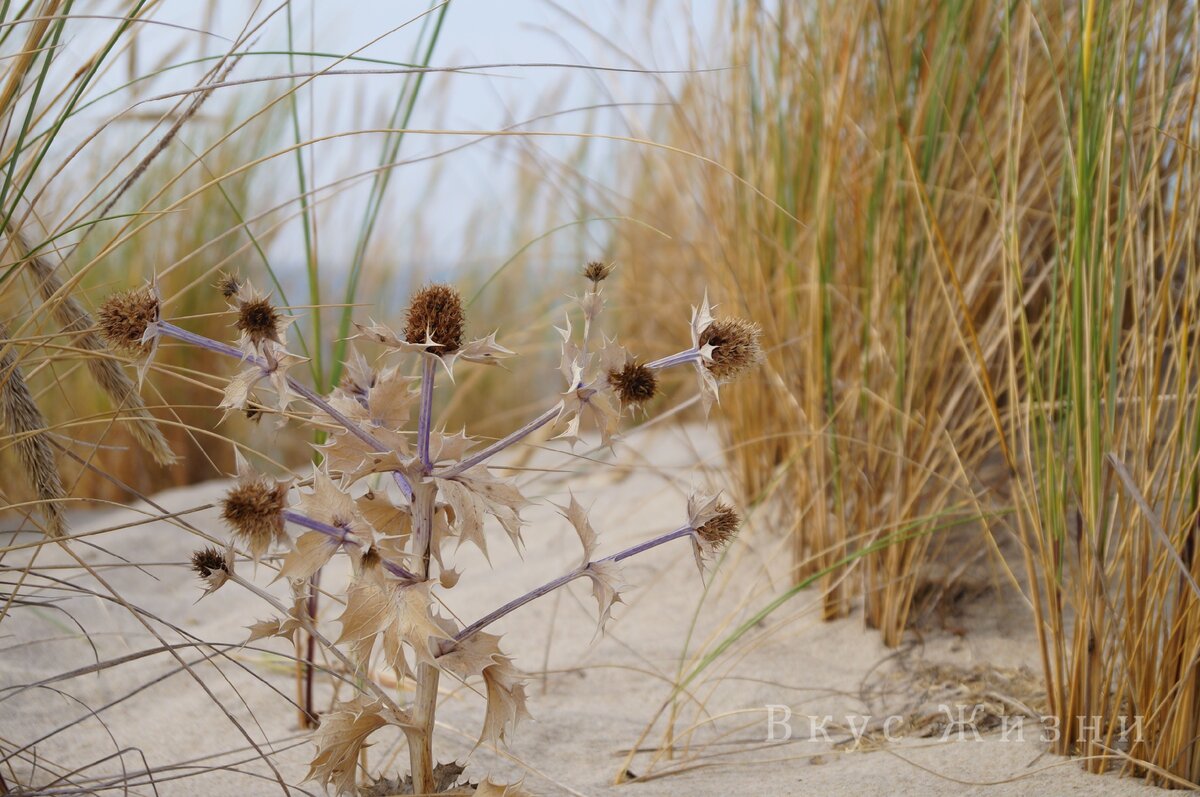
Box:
417;356;435;473
645;348;701;370
445;524;693;651
157;321;414;500
281;508;419;581
435;405;559;479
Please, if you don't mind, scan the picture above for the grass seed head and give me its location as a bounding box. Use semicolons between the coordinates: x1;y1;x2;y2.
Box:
697;502;740;550
699;317;763;381
404;283;464;355
607;360;658;406
583;260;613;283
98;285;159;352
221;479;287;557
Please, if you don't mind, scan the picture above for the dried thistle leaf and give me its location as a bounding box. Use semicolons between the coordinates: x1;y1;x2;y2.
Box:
481;659;530;747
436;632;530;748
316;426;410;483
353;318;439;354
246;614;300;642
297;471;370;540
584;560;624;632
337;569;450;670
473;778;535;797
427;429;476;466
555;493;597;566
357;489;412;540
435;466;527;556
306;695;414;796
366;364;420;427
457;332;515;366
278;531;340;582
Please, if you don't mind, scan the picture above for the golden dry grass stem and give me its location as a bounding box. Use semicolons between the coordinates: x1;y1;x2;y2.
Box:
615;0;1200;786
618;0;1021;637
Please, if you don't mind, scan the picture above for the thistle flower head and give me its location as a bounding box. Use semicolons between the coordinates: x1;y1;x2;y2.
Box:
234;298;283;350
698;317;763;381
696;502;740;549
191;545;234;594
98;284;160;352
607;360;658;407
214;271;242;298
191;546;227;578
404;283;465;355
583;260;612;284
687;492;741;572
221;475;287;560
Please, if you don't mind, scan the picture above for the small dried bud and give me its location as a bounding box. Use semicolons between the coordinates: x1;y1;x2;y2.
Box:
360;546;381;570
699;318;763;381
696;503;739;549
236;297;284;348
607;360;658;406
404;283;464;355
214;271;242;298
583;260;612;283
244;402;265;423
98;286;159;352
221;479;287;559
191;546;227;579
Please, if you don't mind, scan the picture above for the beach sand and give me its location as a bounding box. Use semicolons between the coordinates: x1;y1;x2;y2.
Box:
1;425;1163;795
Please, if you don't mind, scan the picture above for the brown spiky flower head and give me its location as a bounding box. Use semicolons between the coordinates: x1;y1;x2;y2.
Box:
191;545;234;595
404;283;464;355
231;281;289;354
697;503;739;548
607;359;658;407
583;260;613;284
687;492;740;572
220;453;288;561
99;283;160;353
699;317;763;382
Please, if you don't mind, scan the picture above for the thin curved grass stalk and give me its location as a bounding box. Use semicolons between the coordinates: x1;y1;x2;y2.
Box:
0;322;65;537
7;229;177;465
107;268;760;794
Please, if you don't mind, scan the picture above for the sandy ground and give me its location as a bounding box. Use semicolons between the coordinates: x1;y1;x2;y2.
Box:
0;425;1168;796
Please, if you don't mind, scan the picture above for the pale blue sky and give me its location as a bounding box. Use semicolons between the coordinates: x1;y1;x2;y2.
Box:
60;1;723;286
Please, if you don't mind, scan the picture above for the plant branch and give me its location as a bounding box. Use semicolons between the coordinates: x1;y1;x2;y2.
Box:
645;347;700;370
435;404;559;479
156;320;414;499
282;509;418;581
444;524;693;652
417;356;435;472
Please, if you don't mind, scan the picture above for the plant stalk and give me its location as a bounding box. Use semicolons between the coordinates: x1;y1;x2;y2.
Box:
408;480;439;793
418;356;435;472
435;405;559;479
445;524;693;652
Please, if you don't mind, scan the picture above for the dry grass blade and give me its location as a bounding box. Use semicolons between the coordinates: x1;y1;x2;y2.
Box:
7;229;177;466
0;322;65;537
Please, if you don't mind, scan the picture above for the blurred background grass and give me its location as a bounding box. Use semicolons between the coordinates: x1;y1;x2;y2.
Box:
4;0;1200;787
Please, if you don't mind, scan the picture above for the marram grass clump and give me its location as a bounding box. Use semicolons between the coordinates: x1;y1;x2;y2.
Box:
98;264;760;795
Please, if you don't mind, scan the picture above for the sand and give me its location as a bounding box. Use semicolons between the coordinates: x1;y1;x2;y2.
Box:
0;425;1166;795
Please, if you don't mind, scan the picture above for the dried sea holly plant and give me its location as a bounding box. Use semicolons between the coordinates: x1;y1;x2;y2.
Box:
99;262;762;795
